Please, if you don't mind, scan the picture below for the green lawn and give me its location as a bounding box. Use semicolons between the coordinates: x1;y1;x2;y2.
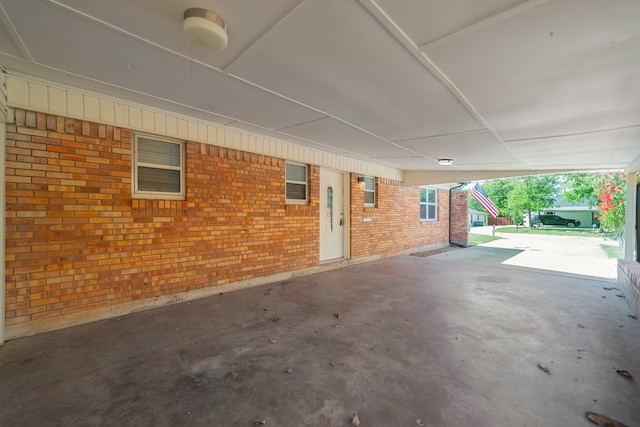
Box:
600;244;624;259
493;226;608;238
468;234;505;245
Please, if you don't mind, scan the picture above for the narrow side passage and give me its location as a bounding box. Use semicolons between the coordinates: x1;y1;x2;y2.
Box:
0;247;638;426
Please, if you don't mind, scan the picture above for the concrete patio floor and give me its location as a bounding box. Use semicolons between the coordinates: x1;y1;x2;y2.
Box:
1;246;638;427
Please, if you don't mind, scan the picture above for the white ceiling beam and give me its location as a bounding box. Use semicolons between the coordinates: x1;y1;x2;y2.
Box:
418;0;550;51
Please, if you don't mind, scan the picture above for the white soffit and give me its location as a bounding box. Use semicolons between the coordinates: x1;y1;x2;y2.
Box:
226;0;482;142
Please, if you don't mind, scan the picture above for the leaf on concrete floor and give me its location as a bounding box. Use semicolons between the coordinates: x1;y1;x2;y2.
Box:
616;369;633;380
585;411;629;427
334;323;340;328
253;418;266;425
629;314;638;320
577;324;585;328
333;313;341;319
416;419;425;426
351;413;360;426
269;339;278;344
284;368;293;373
537;363;550;374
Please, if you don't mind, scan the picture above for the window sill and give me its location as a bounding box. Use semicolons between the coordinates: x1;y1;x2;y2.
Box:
132;193;186;201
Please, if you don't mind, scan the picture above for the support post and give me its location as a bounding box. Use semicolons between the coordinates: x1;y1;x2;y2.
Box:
624;171;637;262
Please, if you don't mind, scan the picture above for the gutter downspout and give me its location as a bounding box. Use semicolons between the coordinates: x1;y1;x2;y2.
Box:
0;68;7;344
449;182;466;247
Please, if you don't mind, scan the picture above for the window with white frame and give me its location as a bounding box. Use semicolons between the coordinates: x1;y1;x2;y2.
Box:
134;135;185;199
364;176;375;207
285;162;308;203
420;187;437;221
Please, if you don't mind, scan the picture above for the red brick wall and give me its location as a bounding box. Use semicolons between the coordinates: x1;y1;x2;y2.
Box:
4;109;453;336
350;175;450;258
450;190;468;246
5;110;319;330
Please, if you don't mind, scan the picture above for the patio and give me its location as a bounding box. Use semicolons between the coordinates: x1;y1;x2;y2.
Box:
1;246;638;426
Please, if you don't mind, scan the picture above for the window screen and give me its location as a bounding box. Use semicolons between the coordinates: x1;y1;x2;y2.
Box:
286;162;308;203
364;176;375;207
134;135;184;199
420;187;437;221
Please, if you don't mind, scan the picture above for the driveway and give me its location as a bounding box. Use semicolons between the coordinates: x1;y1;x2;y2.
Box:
1;247;638;426
470;226;618;279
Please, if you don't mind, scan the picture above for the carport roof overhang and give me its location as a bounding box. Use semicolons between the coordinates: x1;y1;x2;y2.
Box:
0;0;639;183
403;169;586;187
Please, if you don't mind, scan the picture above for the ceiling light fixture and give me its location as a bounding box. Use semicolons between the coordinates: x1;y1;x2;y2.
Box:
183;8;228;50
438;159;454;166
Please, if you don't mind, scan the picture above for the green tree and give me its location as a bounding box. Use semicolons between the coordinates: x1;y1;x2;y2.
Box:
562;172;600;207
508;175;559;228
468;179;516;218
597;171;626;245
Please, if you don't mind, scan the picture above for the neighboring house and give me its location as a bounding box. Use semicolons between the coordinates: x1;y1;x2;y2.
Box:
2;77;469;339
469;209;488;226
544;196;597;228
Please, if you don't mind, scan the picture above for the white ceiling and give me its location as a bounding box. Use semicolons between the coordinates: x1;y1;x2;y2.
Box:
0;0;639;180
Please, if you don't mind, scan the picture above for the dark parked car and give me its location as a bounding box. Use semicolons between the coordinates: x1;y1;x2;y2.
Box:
532;214;580;228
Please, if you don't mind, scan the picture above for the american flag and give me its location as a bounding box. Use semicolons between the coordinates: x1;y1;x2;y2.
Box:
471;183;499;218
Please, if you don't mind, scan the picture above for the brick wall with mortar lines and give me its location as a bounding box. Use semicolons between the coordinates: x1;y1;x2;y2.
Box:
450;191;469;246
350;175;450;258
5;109;319;328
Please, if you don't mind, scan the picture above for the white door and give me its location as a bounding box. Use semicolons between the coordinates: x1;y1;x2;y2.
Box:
320;169;344;261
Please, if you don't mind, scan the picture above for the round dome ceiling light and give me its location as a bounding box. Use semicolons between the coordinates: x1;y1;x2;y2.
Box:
183;8;228;50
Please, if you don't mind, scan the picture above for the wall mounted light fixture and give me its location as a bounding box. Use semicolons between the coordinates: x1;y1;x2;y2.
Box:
183;8;228;50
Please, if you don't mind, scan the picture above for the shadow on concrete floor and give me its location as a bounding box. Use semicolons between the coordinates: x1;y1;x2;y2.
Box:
1;247;638;426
